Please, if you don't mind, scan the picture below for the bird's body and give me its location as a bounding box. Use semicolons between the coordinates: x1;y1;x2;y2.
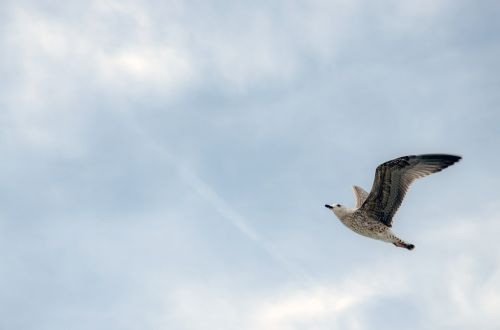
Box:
332;205;414;249
325;154;461;250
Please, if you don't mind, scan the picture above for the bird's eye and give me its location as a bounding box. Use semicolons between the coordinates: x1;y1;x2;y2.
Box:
336;204;341;207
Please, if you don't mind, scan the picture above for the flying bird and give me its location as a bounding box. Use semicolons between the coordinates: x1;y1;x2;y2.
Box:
325;154;461;250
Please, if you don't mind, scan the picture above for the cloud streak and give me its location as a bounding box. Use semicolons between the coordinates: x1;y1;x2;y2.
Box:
127;120;318;285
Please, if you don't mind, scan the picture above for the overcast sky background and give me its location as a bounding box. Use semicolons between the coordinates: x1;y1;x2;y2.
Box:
1;0;500;329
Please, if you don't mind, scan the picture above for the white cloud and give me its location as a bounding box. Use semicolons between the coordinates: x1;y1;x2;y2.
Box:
165;261;407;330
192;0;361;89
96;47;194;88
164;209;500;330
3;3;196;154
250;276;404;330
8;3;196;90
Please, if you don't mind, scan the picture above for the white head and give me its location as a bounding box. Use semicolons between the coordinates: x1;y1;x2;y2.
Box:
324;203;349;218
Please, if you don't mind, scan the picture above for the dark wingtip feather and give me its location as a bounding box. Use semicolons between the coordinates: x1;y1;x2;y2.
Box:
419;154;461;160
418;154;462;166
417;154;461;175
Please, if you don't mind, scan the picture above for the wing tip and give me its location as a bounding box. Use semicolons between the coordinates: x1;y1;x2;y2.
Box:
419;153;461;160
418;154;462;165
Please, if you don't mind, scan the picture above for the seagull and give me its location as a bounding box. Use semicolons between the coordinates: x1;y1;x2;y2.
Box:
325;154;461;250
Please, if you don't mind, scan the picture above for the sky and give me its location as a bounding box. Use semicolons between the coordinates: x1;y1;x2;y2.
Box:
1;0;500;329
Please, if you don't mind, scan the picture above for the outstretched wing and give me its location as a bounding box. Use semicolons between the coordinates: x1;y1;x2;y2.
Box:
360;154;461;227
352;185;369;208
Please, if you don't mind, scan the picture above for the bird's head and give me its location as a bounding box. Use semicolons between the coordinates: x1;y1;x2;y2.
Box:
324;203;346;217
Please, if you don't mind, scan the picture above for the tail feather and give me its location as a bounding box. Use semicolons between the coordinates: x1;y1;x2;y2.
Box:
393;241;415;250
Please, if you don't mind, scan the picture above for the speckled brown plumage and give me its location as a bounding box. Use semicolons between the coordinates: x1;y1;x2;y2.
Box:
325;154;461;250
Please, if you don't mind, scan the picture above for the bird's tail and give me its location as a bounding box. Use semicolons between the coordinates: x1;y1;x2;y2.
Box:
393;240;415;250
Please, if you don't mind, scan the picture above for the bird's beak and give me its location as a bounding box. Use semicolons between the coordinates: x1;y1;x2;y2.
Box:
325;204;333;209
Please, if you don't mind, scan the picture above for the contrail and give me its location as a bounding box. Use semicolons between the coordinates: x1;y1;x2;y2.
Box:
177;164;314;283
128;120;315;284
